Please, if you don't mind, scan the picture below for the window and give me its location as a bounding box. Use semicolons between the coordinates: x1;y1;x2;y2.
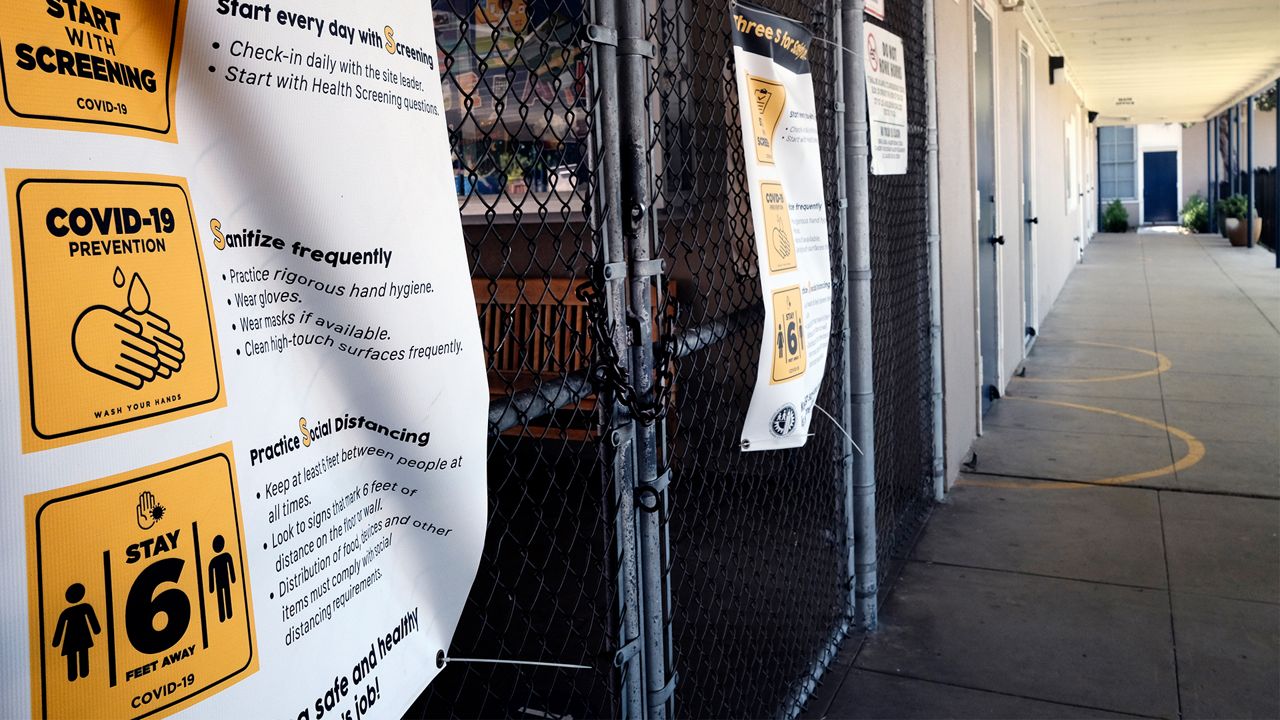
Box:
1098;126;1136;200
434;1;591;215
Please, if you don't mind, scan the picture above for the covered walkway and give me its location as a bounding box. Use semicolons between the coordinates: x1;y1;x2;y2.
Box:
808;233;1279;719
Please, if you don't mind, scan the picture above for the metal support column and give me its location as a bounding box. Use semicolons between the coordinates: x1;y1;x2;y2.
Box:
924;0;945;502
616;1;672;717
1233;105;1241;195
1247;95;1255;248
1212;115;1219;230
1206;120;1213;231
842;0;878;631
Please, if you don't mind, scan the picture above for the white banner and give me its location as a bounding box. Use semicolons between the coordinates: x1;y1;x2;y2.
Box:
0;2;487;719
729;3;833;452
865;23;909;175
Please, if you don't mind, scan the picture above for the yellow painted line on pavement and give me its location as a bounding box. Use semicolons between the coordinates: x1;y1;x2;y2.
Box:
960;397;1205;490
1014;341;1172;384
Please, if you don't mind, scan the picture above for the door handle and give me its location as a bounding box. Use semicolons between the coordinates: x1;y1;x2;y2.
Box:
1027;216;1039;225
989;235;1005;246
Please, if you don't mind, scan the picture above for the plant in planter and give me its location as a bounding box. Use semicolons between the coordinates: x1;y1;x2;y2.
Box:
1215;194;1260;247
1102;199;1129;232
1180;194;1210;233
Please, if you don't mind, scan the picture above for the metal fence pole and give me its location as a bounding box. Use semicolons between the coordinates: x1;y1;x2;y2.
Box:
842;0;879;631
588;0;646;715
924;0;945;502
1248;95;1255;248
781;4;857;715
616;0;673;716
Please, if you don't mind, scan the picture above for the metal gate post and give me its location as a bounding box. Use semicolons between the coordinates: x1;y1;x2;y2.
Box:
841;0;879;631
616;0;673;717
587;0;647;716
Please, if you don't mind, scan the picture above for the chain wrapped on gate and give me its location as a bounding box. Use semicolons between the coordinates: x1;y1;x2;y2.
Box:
575;267;680;425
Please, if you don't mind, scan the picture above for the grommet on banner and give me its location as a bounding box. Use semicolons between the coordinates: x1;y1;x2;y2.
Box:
436;650;592;671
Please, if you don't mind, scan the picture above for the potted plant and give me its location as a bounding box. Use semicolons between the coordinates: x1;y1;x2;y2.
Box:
1102;199;1129;233
1215;194;1260;247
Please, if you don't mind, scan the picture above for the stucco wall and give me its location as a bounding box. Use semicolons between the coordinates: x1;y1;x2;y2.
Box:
1181;108;1278;208
934;1;1091;490
935;0;977;490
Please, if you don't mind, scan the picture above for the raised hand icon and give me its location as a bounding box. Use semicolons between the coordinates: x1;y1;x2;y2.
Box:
137;491;157;530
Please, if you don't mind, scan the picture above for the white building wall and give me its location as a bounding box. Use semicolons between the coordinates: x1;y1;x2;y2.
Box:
934;0;978;490
1181;107;1278;208
933;1;1092;490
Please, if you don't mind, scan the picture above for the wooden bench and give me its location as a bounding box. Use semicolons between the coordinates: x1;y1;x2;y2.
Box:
473;277;675;441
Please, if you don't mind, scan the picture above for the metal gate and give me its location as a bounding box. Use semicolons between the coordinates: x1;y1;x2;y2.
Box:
409;0;935;717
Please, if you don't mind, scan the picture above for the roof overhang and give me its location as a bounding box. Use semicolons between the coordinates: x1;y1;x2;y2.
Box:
1017;0;1280;124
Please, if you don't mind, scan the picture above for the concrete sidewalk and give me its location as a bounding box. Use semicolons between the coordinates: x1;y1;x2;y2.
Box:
806;233;1279;719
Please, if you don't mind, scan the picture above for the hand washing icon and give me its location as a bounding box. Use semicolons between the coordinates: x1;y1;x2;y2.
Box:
71;267;186;390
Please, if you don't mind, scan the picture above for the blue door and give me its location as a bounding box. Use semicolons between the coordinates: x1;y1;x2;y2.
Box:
1143;151;1178;224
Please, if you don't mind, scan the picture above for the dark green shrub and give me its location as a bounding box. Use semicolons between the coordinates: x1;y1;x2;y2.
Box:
1215;194;1248;220
1180;194;1209;233
1102;199;1129;232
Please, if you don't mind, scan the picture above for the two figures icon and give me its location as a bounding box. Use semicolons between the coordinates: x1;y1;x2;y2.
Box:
51;535;238;682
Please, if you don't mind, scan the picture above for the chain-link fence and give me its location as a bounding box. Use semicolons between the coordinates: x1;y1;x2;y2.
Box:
408;0;935;717
408;2;625;717
864;3;935;585
642;1;850;717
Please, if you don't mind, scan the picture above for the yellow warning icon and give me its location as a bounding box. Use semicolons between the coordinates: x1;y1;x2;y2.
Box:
0;0;185;140
25;445;257;720
771;286;807;384
760;181;797;274
8;170;224;453
746;74;786;165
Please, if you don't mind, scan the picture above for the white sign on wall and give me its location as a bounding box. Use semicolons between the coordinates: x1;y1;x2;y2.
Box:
0;2;487;718
866;0;886;20
864;24;910;175
729;3;834;451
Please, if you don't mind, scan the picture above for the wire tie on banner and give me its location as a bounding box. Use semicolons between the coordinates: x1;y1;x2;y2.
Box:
813;404;864;456
436;650;591;671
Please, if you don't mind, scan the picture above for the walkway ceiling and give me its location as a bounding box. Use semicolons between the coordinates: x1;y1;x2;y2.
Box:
1025;0;1280;124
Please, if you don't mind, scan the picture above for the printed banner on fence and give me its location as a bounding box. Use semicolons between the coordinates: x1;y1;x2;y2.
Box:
729;3;833;452
864;23;909;175
0;2;488;719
